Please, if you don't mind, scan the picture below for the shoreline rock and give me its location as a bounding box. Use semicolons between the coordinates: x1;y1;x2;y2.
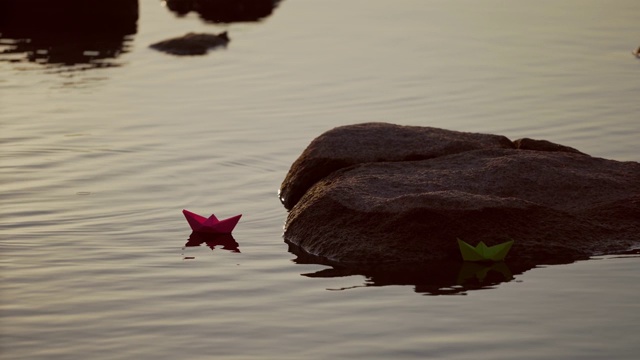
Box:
281;123;640;266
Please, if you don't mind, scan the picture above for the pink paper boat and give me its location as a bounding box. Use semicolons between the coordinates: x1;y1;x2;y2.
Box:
183;209;242;234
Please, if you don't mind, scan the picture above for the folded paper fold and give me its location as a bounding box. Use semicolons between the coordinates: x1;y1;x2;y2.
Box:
457;238;514;262
183;209;241;234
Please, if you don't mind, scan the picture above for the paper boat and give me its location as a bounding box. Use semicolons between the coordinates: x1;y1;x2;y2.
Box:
457;238;514;262
183;209;242;234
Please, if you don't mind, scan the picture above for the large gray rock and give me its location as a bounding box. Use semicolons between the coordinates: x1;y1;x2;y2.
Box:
282;123;640;266
279;122;515;210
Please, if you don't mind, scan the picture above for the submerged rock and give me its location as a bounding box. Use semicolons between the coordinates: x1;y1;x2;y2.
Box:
281;123;640;266
149;32;229;55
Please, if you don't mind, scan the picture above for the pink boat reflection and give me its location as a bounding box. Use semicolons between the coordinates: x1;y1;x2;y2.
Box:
185;232;240;253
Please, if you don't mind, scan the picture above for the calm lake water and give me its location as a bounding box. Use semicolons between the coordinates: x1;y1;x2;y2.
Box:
1;0;639;359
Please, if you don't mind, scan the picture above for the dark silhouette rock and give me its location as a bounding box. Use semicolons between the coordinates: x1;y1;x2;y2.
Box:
282;123;640;267
0;0;138;68
149;32;230;56
164;0;283;23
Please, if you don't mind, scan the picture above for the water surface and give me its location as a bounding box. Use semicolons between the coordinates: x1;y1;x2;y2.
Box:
1;0;639;358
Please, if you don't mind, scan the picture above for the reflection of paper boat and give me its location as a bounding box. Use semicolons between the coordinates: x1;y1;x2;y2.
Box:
185;232;240;253
183;209;241;234
457;238;514;262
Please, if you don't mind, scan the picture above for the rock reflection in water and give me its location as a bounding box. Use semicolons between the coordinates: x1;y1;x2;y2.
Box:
164;0;283;23
0;0;139;69
289;243;534;296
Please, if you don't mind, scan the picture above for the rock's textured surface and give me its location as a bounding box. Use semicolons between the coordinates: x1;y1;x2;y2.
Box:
281;123;640;265
279;122;515;210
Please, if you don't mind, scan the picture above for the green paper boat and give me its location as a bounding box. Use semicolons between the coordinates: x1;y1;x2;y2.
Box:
457;238;514;262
